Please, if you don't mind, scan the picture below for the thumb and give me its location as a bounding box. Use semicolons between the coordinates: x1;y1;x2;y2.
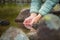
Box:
30;19;35;26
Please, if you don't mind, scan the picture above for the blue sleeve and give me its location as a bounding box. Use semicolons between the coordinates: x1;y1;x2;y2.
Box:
30;0;42;13
39;0;59;16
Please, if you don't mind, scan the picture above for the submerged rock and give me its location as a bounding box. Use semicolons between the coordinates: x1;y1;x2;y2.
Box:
0;27;29;40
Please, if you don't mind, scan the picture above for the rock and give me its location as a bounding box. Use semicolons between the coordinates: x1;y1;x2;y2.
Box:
51;10;60;16
15;8;30;33
43;14;60;30
15;8;30;22
0;20;10;26
0;27;29;40
15;8;60;40
29;14;60;40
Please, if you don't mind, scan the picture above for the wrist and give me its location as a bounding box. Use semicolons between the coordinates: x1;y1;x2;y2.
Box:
37;14;42;18
30;13;38;17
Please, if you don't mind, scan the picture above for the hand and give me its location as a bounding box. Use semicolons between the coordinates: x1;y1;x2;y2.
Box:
30;14;42;26
23;13;37;29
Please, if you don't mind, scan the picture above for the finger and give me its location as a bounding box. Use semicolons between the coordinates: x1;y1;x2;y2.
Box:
23;19;32;25
23;19;27;24
24;23;32;27
24;24;32;29
30;20;34;25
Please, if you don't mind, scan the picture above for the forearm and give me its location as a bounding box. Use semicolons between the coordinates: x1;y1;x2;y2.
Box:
30;0;42;13
39;0;59;16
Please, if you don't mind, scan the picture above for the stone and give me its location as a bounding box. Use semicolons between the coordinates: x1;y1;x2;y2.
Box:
15;8;30;22
29;14;60;40
0;27;29;40
15;8;30;33
0;20;10;26
14;8;60;40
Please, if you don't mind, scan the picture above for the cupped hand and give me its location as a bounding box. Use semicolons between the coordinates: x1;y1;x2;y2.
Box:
30;14;42;26
23;13;37;29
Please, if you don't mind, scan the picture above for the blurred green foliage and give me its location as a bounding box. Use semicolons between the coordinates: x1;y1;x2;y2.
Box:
0;4;29;26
